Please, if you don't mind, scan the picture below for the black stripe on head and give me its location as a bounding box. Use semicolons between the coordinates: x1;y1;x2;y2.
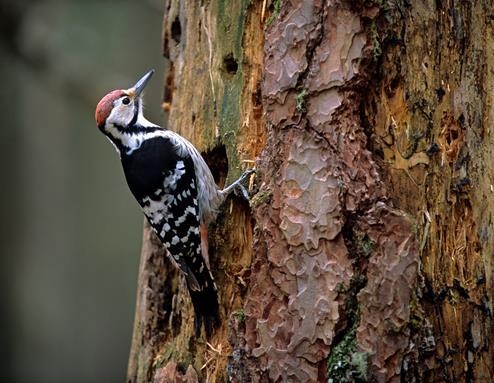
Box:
113;124;160;135
129;99;139;126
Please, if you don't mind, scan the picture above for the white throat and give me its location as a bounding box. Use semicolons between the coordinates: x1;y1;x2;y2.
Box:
104;123;159;156
104;103;161;156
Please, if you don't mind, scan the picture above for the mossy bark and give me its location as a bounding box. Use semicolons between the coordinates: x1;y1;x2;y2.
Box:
127;1;264;382
127;1;494;382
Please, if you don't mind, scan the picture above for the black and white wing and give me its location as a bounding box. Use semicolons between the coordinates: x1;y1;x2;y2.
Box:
121;133;219;336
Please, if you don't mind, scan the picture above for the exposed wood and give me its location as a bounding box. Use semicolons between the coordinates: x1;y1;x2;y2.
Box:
366;1;494;380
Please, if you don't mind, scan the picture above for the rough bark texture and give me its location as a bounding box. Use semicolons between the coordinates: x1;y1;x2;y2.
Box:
244;2;417;382
127;1;494;382
367;1;494;381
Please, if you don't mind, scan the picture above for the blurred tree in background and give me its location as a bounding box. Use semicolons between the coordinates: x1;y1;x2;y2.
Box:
0;1;165;382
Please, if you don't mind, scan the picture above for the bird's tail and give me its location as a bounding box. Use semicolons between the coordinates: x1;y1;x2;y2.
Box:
187;270;220;338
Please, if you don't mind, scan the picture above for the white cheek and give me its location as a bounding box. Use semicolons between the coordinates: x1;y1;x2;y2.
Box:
107;105;134;126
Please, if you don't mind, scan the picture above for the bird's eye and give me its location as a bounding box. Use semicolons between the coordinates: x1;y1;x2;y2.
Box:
122;97;131;105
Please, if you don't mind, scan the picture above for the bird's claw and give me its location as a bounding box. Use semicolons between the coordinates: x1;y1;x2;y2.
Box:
221;168;256;199
239;168;256;182
233;183;251;201
236;168;255;201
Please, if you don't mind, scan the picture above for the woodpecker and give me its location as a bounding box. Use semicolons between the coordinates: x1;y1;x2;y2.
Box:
95;69;253;337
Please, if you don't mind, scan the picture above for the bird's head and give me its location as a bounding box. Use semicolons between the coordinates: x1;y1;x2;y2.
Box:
95;69;155;130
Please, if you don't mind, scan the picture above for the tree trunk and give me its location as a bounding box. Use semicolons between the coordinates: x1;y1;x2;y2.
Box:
127;1;494;382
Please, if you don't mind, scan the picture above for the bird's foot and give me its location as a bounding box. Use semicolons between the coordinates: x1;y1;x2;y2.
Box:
233;183;250;201
221;168;256;199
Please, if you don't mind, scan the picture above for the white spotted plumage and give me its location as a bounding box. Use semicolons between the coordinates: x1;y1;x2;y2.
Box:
108;125;223;225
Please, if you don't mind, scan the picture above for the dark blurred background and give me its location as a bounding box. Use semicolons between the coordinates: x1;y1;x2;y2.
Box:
0;0;165;382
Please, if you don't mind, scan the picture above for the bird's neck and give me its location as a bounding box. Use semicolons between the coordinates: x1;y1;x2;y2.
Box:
103;117;162;156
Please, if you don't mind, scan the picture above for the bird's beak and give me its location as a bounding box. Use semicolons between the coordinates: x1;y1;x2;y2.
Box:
131;69;155;97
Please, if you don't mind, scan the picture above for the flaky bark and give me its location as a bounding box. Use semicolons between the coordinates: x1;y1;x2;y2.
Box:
128;1;494;382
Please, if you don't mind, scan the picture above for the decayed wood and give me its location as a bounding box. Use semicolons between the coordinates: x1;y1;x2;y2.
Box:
366;1;494;380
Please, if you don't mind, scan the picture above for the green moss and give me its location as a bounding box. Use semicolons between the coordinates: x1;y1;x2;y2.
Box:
327;322;370;382
327;276;369;382
177;357;193;373
265;0;282;26
232;308;246;323
250;190;272;208
213;0;250;182
370;20;381;62
335;282;347;294
327;324;357;382
409;290;424;331
151;343;176;369
296;89;309;113
351;351;372;380
153;342;197;372
411;220;419;237
162;343;176;362
360;234;375;257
